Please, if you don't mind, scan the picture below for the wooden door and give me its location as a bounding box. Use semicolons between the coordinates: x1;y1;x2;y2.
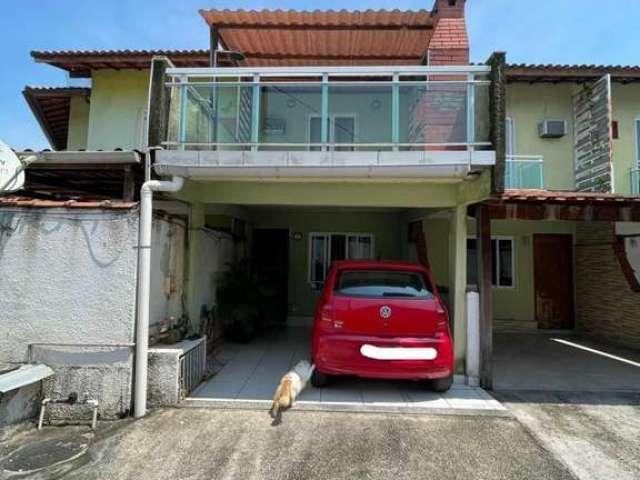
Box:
533;234;575;329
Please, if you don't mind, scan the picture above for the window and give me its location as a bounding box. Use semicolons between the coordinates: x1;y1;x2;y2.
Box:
466;237;515;288
335;270;433;299
309;233;374;285
309;115;357;151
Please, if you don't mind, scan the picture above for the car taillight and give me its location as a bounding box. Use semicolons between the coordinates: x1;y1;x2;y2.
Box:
435;314;450;337
320;304;333;323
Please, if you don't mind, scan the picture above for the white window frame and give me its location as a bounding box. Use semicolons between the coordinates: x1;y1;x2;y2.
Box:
307;113;359;150
308;232;375;286
506;116;515;157
467;235;516;289
635;116;640;166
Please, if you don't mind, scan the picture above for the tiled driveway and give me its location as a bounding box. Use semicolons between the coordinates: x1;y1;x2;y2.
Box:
186;328;505;414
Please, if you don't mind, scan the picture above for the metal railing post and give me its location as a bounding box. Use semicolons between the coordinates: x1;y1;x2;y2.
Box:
321;73;329;152
250;73;261;152
392;73;400;151
179;77;188;151
466;73;476;151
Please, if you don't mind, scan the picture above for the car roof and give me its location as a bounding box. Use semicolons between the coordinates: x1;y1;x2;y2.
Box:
331;260;429;273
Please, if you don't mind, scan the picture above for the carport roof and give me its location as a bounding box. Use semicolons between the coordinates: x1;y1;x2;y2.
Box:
199;9;435;66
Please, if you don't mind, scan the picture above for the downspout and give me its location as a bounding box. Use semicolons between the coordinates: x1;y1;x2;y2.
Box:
134;175;184;418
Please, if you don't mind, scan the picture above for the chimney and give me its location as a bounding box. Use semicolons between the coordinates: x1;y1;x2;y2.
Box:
426;0;469;65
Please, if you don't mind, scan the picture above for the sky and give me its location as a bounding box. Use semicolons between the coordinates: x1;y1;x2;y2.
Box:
1;0;639;150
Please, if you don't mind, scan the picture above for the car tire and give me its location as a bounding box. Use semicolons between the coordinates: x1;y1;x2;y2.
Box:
311;369;330;388
431;375;453;393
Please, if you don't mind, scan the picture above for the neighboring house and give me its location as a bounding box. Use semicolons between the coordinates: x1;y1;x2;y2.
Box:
1;0;639;422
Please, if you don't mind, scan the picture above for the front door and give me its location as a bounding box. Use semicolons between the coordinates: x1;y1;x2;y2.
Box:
252;229;289;327
533;234;575;329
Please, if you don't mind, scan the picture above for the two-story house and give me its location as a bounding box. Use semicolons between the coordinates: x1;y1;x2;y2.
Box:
3;0;639;420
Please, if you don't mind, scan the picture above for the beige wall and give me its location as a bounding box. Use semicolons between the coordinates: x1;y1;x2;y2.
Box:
86;69;149;150
507;81;640;195
423;215;576;325
66;95;89;150
612;83;640;194
506;83;576;191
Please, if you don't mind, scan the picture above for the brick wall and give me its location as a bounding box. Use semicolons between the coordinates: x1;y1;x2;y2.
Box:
575;222;640;349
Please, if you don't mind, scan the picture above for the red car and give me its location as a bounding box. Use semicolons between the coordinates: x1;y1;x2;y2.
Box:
311;260;454;392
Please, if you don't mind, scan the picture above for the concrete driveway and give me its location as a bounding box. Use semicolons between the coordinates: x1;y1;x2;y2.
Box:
497;391;640;480
3;409;574;480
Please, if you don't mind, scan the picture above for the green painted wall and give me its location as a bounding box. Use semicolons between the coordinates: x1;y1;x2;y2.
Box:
66;96;89;150
86;69;149;150
177;180;462;209
251;209;403;317
611;83;640;194
506;83;576;190
424;216;576;323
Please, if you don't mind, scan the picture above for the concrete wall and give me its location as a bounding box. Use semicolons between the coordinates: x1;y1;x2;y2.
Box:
0;206;197;418
188;228;235;329
149;215;186;328
0;207;140;363
575;222;640;349
86;69;149;150
0;206;140;418
66;95;89;150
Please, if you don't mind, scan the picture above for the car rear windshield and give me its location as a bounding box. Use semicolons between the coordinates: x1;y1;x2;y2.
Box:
335;270;434;299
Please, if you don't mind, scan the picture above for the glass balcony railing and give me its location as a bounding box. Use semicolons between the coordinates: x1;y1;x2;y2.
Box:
632;168;640;195
505;155;545;189
163;66;492;152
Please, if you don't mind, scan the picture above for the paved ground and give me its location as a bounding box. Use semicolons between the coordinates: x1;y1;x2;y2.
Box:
193;327;504;414
496;391;640;480
494;333;640;391
2;409;574;480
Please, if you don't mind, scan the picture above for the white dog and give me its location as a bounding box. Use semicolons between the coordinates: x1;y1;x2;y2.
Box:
269;360;315;422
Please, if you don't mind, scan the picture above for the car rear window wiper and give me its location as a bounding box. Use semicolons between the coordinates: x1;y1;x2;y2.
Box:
382;292;416;297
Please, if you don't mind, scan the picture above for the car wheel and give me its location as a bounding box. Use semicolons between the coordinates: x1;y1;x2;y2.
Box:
431;375;453;393
311;369;330;388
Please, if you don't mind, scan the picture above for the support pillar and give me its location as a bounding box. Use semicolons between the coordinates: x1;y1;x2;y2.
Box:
449;204;468;374
477;204;493;389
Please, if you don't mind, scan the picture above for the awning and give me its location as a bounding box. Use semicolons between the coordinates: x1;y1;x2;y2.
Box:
22;87;90;150
200;9;434;66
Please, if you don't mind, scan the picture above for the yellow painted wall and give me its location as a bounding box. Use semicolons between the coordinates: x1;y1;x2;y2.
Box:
506;83;576;190
424;216;576;323
66;96;89;150
250;209;403;317
86;69;149;150
612;83;640;194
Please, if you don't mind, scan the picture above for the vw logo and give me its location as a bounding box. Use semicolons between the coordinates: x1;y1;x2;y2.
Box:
379;306;392;319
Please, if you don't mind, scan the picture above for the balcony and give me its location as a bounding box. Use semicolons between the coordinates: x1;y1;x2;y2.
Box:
505;155;545;189
632;168;640;195
154;65;496;179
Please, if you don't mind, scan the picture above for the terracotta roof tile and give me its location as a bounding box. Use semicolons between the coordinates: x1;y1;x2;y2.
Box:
499;189;640;204
0;196;137;209
200;9;435;66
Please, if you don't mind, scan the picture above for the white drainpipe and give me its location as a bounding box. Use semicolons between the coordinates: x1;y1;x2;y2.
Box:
134;176;184;418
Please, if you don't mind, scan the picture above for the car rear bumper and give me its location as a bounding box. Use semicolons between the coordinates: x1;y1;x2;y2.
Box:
312;333;454;380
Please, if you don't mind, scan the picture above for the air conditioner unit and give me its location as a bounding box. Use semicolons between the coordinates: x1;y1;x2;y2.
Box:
538;120;567;138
